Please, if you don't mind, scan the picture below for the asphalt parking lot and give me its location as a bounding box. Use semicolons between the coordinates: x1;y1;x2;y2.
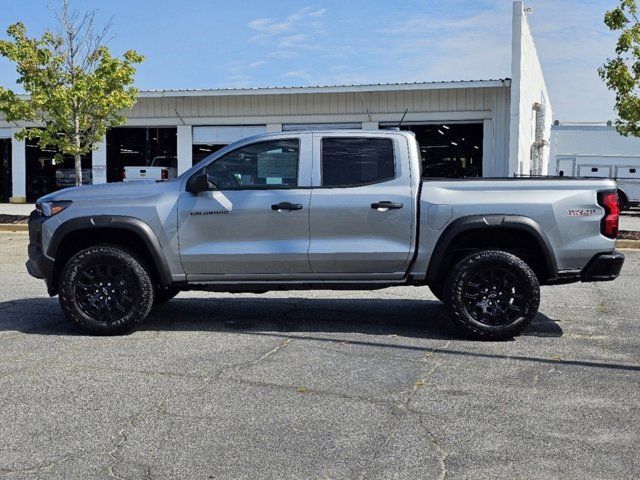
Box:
0;232;638;479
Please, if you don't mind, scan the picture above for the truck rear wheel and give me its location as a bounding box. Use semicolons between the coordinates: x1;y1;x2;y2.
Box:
58;245;155;335
443;250;540;340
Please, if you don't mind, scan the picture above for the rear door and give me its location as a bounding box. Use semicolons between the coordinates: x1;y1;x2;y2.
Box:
177;134;312;279
308;133;415;279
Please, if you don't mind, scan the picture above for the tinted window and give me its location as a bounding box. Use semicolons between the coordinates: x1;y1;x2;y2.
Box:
205;139;299;189
321;138;395;187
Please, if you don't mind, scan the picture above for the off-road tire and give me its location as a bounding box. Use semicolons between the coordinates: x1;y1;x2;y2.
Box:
443;250;540;340
154;286;181;305
58;245;155;335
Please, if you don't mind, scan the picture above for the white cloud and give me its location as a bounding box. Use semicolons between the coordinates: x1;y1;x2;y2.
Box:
248;17;291;35
278;34;308;49
283;70;313;81
248;6;326;38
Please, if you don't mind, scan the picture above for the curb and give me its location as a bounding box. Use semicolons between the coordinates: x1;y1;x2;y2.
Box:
617;239;640;249
0;224;28;232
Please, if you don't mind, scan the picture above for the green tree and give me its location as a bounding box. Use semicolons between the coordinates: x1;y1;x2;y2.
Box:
0;0;143;186
600;0;640;136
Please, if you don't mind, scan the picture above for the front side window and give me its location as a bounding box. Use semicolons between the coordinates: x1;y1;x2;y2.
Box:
321;138;395;187
205;139;299;189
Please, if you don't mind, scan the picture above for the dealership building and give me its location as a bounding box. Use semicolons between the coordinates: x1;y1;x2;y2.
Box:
0;2;550;203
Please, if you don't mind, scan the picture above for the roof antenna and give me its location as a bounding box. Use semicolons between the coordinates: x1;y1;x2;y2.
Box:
397;108;409;129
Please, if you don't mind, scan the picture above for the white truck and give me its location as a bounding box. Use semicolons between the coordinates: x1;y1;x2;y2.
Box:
123;156;177;182
553;158;639;210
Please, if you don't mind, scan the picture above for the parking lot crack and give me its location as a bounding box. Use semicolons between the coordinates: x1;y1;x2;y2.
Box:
416;412;449;480
398;341;450;411
251;338;291;366
0;452;82;477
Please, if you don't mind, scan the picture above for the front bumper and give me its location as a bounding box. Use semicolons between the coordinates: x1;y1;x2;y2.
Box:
26;210;55;292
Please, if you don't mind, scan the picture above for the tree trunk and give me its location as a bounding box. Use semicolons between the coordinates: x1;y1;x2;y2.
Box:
74;116;82;187
74;152;82;187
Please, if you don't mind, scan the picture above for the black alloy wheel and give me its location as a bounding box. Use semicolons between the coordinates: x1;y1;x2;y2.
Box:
74;263;135;323
59;245;155;334
443;250;540;340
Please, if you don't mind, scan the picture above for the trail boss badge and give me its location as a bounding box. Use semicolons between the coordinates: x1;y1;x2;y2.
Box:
568;209;597;217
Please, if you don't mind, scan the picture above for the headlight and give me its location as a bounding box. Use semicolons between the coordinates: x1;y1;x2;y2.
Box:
36;201;72;217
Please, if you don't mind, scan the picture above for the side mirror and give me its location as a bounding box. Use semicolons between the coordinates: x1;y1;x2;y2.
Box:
186;173;217;193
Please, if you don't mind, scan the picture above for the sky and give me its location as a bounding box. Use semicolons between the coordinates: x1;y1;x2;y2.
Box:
0;0;620;121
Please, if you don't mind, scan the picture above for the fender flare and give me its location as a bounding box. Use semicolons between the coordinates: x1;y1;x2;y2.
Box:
424;214;558;283
47;215;174;286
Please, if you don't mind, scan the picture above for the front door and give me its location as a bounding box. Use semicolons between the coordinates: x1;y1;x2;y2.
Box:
308;134;415;279
178;135;312;279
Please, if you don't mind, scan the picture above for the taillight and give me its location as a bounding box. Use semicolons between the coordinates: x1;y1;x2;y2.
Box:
161;169;168;180
598;191;620;239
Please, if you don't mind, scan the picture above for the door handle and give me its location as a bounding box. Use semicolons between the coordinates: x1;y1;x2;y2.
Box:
271;202;303;211
371;201;404;210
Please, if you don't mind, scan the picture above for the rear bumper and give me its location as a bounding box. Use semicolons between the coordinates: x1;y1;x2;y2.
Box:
580;251;625;282
26;211;56;294
552;251;625;284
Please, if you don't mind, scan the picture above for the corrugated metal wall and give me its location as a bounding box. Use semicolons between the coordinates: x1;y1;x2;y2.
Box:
126;87;507;124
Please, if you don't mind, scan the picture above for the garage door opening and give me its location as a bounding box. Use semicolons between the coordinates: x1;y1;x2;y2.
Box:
1;139;11;202
106;127;177;182
25;137;92;202
384;123;483;178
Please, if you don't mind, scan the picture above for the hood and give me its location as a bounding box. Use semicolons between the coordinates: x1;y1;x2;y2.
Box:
37;179;181;203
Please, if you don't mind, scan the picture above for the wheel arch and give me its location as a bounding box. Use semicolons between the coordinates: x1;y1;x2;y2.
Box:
48;216;173;293
424;215;558;285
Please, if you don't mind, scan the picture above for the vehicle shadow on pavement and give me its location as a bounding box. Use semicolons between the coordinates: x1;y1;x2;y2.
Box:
0;296;563;340
147;297;564;340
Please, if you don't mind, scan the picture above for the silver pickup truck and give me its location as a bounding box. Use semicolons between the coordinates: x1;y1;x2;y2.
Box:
26;130;624;339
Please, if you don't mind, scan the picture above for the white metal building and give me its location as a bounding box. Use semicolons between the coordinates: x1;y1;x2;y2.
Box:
0;1;550;203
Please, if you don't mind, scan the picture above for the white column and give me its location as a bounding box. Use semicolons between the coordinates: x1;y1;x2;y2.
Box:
266;123;282;133
10;129;26;203
177;125;193;175
92;135;107;184
362;122;379;130
482;119;494;178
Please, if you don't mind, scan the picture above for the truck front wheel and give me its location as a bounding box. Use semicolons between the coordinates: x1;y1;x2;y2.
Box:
58;245;155;335
443;250;540;340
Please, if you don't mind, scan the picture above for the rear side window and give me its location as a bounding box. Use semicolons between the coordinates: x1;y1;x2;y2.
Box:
321;138;395;187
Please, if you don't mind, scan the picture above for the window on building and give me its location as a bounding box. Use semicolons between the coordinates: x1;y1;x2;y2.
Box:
321;138;395;187
205;139;299;189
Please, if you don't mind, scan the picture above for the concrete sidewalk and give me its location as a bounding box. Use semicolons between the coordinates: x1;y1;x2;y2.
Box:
0;203;34;216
